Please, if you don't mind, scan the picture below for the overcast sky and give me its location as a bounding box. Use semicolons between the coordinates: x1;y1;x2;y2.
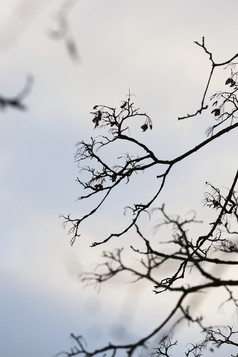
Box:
0;1;238;356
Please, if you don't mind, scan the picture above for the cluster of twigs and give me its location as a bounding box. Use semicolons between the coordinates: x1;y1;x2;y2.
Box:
49;0;80;62
59;38;238;356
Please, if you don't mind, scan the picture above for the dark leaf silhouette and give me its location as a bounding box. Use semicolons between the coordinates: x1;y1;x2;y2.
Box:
141;123;148;132
211;108;220;116
225;77;233;85
92;110;102;128
120;101;127;109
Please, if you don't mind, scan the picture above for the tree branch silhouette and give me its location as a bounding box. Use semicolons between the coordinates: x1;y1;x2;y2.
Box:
59;38;238;356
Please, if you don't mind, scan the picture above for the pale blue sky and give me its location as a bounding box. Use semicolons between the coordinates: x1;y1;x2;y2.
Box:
0;1;238;356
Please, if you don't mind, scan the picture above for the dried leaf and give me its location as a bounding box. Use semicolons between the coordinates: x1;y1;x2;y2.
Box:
94;184;103;190
225;78;236;87
141;123;148;132
111;173;117;182
120;102;127;109
225;78;232;85
211;108;220;117
92;111;102;128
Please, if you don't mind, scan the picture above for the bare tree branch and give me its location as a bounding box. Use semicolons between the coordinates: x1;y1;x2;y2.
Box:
60;38;238;357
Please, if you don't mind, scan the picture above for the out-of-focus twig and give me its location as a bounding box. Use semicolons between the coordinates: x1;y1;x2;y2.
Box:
0;75;33;111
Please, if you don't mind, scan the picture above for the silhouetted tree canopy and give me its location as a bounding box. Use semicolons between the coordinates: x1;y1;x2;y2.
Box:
58;38;238;357
59;37;238;356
